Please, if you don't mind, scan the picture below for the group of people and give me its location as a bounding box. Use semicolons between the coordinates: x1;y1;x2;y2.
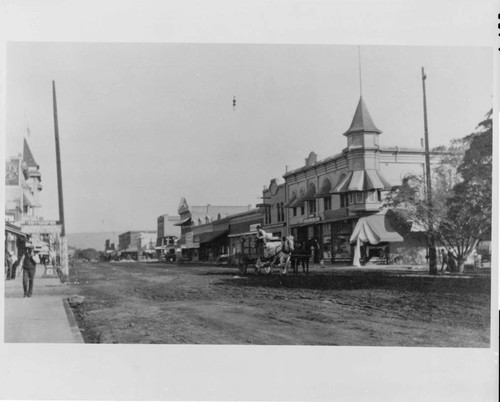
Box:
4;240;40;298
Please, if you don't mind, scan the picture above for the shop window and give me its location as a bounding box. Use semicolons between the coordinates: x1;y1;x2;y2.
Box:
324;196;332;211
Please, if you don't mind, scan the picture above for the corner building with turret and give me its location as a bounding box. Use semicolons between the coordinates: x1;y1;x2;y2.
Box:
283;97;441;264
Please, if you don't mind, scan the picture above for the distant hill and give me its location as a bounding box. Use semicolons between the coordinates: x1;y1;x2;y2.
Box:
66;232;123;251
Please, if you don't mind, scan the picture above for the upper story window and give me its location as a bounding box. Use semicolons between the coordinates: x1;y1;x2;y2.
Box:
324;196;332;211
340;194;347;208
307;199;316;214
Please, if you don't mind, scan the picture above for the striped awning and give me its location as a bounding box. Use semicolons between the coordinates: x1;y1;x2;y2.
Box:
332;170;392;193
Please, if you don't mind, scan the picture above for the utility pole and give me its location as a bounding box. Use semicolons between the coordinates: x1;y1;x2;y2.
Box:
53;80;69;281
422;67;437;275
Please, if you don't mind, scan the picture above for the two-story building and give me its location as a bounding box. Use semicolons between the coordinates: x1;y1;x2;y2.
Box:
283;97;440;264
175;198;252;262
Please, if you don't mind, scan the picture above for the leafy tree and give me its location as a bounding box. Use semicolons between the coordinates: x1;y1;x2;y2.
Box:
438;109;492;271
384;109;492;272
75;248;99;261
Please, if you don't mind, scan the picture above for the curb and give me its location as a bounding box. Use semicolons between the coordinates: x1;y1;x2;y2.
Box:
62;297;85;343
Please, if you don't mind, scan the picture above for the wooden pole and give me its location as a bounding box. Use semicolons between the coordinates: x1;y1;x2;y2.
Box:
52;81;68;280
421;68;437;275
52;81;65;237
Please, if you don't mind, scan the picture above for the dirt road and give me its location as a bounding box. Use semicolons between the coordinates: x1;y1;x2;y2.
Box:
69;261;491;347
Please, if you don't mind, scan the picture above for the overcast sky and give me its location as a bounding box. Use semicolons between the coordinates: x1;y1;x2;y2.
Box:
5;43;492;233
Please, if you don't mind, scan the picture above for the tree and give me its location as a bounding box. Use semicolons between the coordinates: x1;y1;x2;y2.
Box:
439;109;492;271
384;109;492;272
75;248;99;261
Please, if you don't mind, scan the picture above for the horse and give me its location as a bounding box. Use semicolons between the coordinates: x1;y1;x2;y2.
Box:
257;235;295;275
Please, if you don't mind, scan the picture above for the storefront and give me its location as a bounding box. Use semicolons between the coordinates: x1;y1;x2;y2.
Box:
4;222;28;280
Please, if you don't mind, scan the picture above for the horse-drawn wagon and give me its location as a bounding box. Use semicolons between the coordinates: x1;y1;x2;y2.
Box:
238;232;294;276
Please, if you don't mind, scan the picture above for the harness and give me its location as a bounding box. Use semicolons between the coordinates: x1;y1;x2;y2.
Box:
265;240;292;258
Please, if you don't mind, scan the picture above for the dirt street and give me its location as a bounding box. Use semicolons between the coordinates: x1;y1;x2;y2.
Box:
68;261;491;347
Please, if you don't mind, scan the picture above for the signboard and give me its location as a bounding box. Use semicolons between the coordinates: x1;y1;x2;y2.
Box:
5;159;20;186
303;216;321;224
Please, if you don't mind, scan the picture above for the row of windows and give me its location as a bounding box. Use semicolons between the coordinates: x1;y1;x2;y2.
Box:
290;190;382;217
264;202;285;225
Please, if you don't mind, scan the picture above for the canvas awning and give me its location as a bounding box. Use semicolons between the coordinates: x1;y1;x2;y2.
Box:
301;185;316;201
350;212;403;244
5;222;27;237
315;180;332;198
284;194;298;208
332;170;392;193
174;217;192;226
198;230;228;244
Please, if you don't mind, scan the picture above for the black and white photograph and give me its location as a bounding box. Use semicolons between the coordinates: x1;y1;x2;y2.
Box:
1;1;498;401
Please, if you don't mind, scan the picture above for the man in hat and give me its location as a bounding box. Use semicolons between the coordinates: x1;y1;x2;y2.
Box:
21;242;37;297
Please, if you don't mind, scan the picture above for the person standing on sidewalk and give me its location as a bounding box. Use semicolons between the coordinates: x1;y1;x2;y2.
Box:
21;243;37;298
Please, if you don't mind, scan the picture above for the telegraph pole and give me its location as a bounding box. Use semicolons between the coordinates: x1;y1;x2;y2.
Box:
53;81;69;281
422;68;437;275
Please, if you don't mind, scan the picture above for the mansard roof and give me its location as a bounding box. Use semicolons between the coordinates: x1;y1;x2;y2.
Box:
342;97;382;137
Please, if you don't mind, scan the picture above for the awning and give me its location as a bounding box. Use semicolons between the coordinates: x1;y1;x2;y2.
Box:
120;248;138;253
315;180;332;198
284;194;298;208
332;170;392;193
174;217;192;226
301;185;316;201
350;212;403;244
5;222;27;237
198;230;228;244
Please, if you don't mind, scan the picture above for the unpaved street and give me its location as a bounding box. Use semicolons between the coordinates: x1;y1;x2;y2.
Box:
69;261;491;347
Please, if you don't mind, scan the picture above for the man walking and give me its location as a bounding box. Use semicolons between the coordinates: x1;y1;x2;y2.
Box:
21;243;37;298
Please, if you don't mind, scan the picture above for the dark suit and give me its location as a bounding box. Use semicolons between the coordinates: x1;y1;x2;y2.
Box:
22;252;37;297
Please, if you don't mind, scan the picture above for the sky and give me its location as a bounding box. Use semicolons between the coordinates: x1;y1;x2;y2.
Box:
5;43;493;233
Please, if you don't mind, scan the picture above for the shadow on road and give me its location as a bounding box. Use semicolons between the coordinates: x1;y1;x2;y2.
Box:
217;271;491;294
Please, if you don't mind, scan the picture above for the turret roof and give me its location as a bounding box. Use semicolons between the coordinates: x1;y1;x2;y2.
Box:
342;97;381;136
23;138;39;169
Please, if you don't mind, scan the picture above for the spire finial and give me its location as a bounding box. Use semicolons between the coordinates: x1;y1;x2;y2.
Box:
358;46;363;97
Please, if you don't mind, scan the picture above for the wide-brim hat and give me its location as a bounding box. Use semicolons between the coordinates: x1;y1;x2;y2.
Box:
25;242;34;249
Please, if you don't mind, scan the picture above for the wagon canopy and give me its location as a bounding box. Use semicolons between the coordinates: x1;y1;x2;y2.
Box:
350;212;403;245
